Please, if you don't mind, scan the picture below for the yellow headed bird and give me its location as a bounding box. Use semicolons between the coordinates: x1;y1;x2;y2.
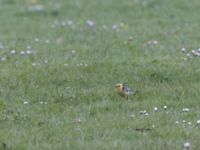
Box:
31;0;38;4
115;83;135;99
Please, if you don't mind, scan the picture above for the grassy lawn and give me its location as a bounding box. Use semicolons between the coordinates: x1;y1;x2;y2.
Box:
0;0;200;149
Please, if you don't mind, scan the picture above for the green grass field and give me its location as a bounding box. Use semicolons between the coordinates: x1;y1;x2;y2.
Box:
1;0;200;149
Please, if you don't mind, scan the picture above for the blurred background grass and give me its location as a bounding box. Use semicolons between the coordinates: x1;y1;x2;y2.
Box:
0;0;200;149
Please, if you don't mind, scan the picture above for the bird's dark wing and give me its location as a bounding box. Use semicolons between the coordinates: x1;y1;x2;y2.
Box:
123;84;132;93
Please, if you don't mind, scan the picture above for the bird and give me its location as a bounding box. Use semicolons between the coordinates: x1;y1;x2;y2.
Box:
115;83;135;99
31;0;38;4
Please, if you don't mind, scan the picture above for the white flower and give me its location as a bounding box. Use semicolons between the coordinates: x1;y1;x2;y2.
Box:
139;110;148;115
119;22;124;27
86;20;95;28
44;60;48;64
26;46;31;49
139;110;144;115
144;112;149;116
182;108;190;112
191;50;199;56
163;105;167;110
181;48;186;53
23;101;28;104
71;50;76;54
128;36;133;41
75;118;81;123
45;39;49;44
175;121;179;124
40;101;47;104
0;43;4;49
35;38;39;42
64;64;68;67
26;50;32;55
196;120;200;125
183;142;191;149
32;63;37;67
153;107;158;112
186;53;191;58
112;24;118;30
147;40;159;45
129;114;135;118
67;20;73;26
20;51;25;55
188;122;192;125
10;50;16;55
152;40;158;45
191;50;195;54
182;120;187;124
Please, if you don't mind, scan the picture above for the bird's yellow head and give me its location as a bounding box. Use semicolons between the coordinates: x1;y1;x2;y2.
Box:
115;83;123;92
31;0;38;4
115;83;123;88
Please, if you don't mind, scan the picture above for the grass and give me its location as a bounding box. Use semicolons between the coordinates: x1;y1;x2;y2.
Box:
0;0;200;149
